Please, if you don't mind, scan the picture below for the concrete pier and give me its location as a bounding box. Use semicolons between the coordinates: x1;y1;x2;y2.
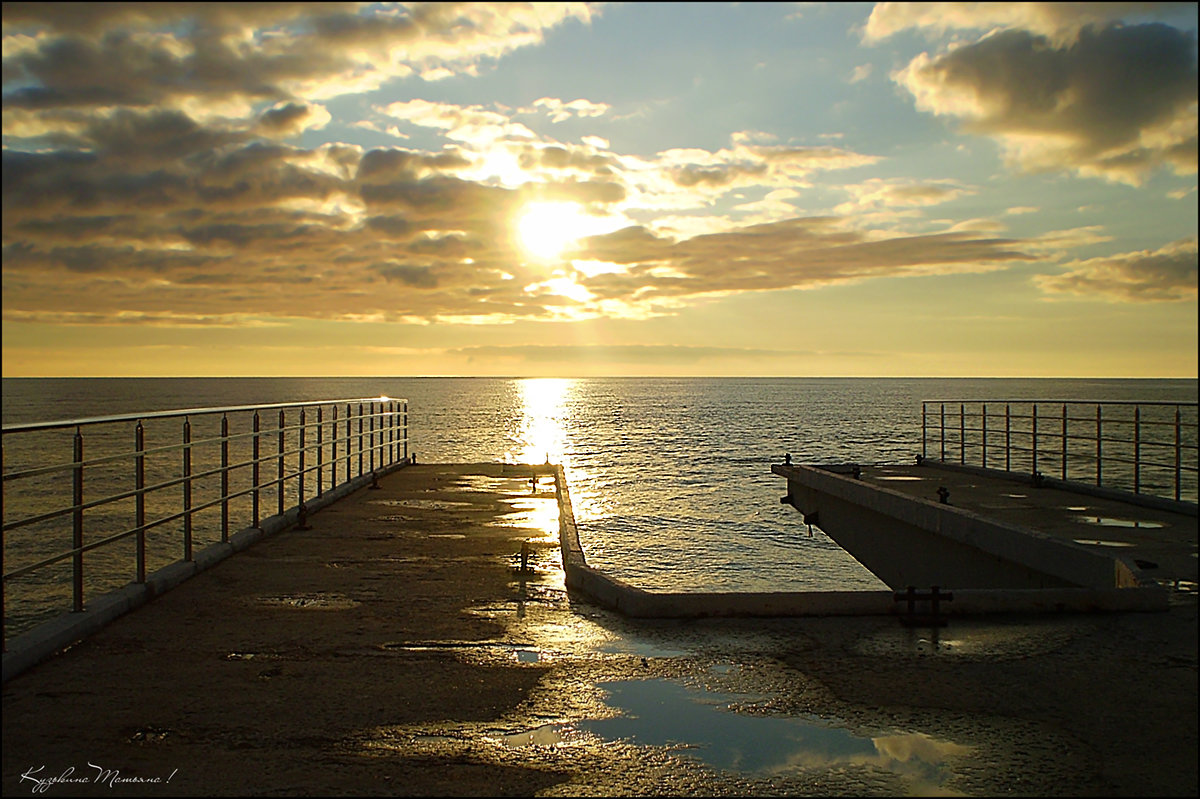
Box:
773;460;1196;614
2;462;1196;796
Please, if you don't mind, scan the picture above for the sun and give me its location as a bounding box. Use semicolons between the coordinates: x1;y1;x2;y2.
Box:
516;202;587;261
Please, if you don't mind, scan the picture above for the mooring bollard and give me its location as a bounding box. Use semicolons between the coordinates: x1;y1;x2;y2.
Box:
369;470;381;489
894;585;953;627
296;502;312;531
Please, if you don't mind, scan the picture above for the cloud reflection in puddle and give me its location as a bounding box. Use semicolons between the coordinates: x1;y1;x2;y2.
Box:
580;678;970;794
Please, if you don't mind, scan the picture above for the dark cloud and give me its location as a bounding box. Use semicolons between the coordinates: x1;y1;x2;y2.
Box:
3;3;595;115
355;148;473;183
517;144;617;176
898;23;1198;183
257;101;330;138
377;264;440;289
1035;239;1198;301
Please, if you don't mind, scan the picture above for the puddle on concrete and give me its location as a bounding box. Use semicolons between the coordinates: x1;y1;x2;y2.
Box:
1073;516;1165;529
581;679;970;791
595;639;693;659
368;499;476;510
499;723;569;747
876;475;924;481
855;619;1074;658
412;733;459;744
491;497;560;537
379;640;544;663
255;593;360;609
428;533;466;539
1003;493;1028;498
224;652;283;661
451;474;539;493
1072;539;1137;547
128;726;174;745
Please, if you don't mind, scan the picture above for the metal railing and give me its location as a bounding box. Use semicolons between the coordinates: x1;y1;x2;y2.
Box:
921;399;1198;505
2;397;409;645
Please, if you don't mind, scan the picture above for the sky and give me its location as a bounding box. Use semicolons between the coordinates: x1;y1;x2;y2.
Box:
2;2;1197;378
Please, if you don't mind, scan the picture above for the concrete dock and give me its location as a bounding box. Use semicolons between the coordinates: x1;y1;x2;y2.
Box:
773;459;1196;616
2;463;1197;796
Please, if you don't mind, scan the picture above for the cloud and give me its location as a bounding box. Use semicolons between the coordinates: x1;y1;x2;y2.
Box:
575;216;1038;308
378;98;538;144
894;23;1198;185
529;96;611;123
6;5;1110;332
1034;238;1198;301
2;3;597;115
257;101;332;138
834;178;975;214
863;2;1186;45
848;63;873;84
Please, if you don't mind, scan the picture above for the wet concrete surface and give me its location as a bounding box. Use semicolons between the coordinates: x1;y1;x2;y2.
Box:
3;463;1197;796
860;463;1199;589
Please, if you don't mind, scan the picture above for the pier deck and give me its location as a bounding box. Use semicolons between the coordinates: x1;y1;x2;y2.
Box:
774;459;1196;613
862;462;1198;589
3;463;1197;796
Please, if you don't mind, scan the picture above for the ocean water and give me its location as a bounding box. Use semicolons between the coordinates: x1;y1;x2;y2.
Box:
2;377;1196;633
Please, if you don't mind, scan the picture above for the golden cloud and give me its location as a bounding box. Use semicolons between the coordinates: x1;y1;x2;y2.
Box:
1034;238;1199;301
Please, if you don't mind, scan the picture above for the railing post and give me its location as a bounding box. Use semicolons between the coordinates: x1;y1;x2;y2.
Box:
72;427;84;612
1005;403;1011;472
1134;405;1141;494
404;401;409;461
277;409;286;516
1175;405;1182;502
388;401;395;465
1061;403;1068;481
959;403;965;464
1096;404;1102;487
369;402;376;474
921;402;927;461
939;403;945;461
981;403;988;469
298;407;307;508
183;417;192;561
358;402;364;478
316;405;324;498
330;404;338;493
1031;403;1039;477
135;421;146;583
220;413;230;543
252;411;261;528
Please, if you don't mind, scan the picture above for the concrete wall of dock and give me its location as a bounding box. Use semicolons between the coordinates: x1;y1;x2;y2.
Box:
553;465;1167;618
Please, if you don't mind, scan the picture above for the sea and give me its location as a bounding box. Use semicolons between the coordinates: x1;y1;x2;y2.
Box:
2;377;1196;636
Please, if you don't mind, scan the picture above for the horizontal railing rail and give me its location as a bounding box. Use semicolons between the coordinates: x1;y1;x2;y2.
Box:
2;396;409;647
921;399;1198;505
